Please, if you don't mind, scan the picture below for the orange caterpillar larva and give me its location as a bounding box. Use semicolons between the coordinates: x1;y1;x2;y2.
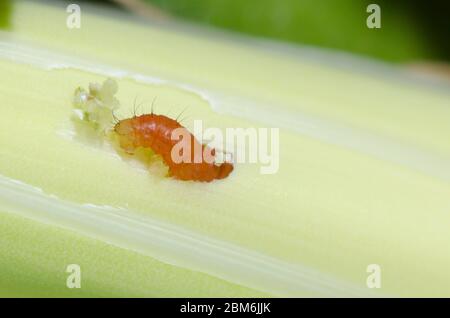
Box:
114;114;233;182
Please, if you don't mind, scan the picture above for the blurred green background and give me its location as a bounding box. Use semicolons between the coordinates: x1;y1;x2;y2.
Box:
0;0;12;29
142;0;449;62
1;0;449;62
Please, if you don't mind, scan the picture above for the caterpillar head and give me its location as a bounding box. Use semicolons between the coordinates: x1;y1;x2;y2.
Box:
114;118;136;154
